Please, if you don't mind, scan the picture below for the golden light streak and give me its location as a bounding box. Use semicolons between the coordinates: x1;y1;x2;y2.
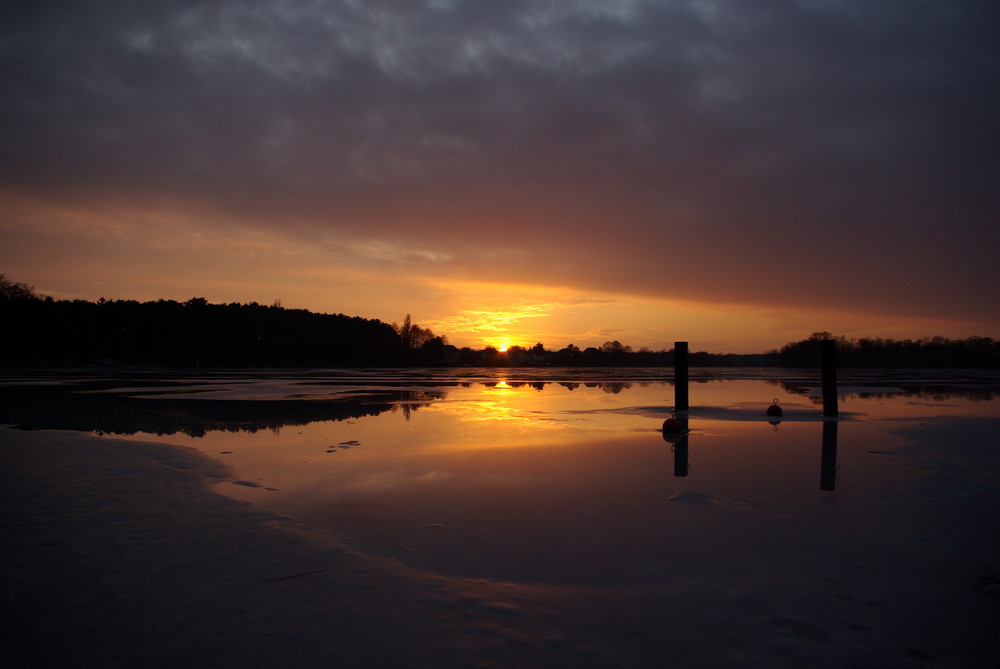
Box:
5;195;993;355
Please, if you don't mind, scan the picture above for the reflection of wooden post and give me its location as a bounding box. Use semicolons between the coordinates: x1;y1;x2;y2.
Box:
675;341;689;411
820;420;838;491
821;339;838;417
673;437;689;477
675;413;689;476
820;340;838;489
662;414;689;477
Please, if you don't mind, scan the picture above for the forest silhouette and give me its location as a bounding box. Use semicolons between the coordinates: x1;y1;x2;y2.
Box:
2;275;997;368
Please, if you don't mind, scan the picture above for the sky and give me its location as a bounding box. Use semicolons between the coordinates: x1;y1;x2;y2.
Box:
2;1;999;353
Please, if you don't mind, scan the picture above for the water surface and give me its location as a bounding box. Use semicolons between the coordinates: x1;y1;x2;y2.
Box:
10;367;994;587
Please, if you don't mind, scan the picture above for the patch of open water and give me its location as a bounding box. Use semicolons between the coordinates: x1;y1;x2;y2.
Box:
7;367;988;588
4;367;999;666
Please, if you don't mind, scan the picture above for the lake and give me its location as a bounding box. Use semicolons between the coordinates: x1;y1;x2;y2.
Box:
3;367;1000;666
6;367;998;587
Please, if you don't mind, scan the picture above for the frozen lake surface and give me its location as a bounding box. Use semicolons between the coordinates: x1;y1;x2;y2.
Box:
2;367;999;666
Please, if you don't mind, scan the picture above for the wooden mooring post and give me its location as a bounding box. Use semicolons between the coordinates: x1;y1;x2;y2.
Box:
674;341;689;411
821;338;838;417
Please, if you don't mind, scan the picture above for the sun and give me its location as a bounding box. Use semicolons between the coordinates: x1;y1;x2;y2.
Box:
490;338;512;352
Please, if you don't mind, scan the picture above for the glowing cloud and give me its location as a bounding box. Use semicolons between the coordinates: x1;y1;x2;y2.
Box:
1;2;997;351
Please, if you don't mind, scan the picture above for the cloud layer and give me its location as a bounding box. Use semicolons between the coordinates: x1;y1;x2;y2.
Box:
2;1;999;344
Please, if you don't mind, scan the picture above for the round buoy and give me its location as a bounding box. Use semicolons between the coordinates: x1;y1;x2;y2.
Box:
663;410;683;433
766;398;783;417
663;417;682;433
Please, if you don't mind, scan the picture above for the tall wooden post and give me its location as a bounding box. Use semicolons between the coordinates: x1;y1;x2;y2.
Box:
821;339;838;417
674;341;689;411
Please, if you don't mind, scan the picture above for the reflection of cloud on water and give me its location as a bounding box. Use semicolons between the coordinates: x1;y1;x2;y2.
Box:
889;416;1000;459
427;400;540;426
667;492;757;508
903;401;961;408
338;470;452;494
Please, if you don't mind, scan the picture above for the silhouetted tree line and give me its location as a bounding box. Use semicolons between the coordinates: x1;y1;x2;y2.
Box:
2;276;996;368
0;276;449;367
778;331;999;368
452;334;997;369
449;340;782;368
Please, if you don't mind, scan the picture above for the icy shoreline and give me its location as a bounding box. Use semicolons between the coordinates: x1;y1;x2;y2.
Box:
3;424;999;667
1;429;585;667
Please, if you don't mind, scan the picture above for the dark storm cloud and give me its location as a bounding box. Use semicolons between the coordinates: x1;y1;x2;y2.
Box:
2;0;999;319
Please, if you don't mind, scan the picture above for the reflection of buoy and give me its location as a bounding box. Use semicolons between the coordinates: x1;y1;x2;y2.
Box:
662;430;684;444
663;409;683;433
766;398;783;417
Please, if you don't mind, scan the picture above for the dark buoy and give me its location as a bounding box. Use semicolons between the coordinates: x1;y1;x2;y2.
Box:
663;410;683;433
766;399;783;417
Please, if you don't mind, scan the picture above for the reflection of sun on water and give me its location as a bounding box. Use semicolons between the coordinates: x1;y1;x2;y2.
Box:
436;400;523;424
424;382;636;446
426;381;550;431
